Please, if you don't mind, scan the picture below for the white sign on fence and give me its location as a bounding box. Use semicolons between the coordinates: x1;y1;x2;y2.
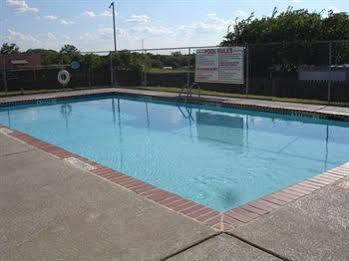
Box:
195;47;245;84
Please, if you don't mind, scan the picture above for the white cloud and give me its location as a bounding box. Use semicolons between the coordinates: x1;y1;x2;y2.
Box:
100;10;112;17
44;15;58;20
8;29;39;43
127;14;150;23
79;32;96;41
98;27;113;36
130;25;173;36
234;10;249;19
83;10;113;18
328;6;341;14
179;15;234;35
84;11;96;18
98;27;127;38
47;32;56;40
43;15;74;26
60;19;74;25
6;0;38;13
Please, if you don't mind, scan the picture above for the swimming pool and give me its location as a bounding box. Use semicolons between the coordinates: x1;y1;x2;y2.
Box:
1;95;348;212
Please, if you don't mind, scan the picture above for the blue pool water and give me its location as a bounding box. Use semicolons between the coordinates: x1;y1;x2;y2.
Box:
1;95;349;212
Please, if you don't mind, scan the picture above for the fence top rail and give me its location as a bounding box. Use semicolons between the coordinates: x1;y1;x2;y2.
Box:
246;39;349;47
80;45;218;54
79;39;349;54
80;45;246;54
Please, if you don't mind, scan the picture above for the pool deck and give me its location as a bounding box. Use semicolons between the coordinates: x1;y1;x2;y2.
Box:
1;88;349;260
1;87;349;120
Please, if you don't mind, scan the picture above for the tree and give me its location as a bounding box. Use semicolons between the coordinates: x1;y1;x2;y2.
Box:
59;44;81;65
221;8;349;45
1;43;20;54
82;54;103;70
221;8;349;74
59;44;80;55
26;49;60;65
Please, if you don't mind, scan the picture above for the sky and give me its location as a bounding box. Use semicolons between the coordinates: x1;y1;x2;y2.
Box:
0;0;348;52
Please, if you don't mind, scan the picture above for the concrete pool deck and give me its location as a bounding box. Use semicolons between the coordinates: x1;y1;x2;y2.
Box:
1;126;348;260
0;89;349;260
1;87;349;120
0;132;281;260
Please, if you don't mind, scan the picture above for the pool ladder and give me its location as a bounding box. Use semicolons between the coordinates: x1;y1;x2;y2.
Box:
178;83;200;102
177;105;194;121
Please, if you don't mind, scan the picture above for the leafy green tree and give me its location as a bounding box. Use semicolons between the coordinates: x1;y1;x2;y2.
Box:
112;50;144;72
1;43;20;54
221;8;349;73
59;44;80;55
222;8;349;45
82;54;103;70
26;49;61;65
59;44;81;65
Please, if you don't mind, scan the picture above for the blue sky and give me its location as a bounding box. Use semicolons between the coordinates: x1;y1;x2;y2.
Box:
1;0;348;52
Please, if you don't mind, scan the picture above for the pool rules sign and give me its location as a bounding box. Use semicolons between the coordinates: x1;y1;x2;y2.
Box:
195;47;245;84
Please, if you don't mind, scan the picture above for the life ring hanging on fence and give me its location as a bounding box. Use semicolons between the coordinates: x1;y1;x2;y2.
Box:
57;70;71;86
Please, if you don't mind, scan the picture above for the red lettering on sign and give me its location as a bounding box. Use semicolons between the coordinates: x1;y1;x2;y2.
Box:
218;48;233;54
204;49;217;54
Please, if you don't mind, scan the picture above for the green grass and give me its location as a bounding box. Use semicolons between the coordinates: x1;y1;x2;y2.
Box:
0;89;60;97
148;68;192;74
142;86;349;107
0;87;106;97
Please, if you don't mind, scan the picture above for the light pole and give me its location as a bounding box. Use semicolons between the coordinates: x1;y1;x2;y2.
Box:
109;1;117;52
109;1;117;86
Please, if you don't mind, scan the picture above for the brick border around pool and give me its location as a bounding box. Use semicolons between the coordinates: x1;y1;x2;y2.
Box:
1;123;348;232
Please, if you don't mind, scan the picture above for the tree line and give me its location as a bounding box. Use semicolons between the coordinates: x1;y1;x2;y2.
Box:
1;43;194;72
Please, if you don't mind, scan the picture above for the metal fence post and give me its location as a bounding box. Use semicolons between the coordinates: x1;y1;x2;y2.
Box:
187;48;191;88
2;55;8;96
110;52;114;87
144;50;148;87
88;65;91;87
114;51;118;87
328;41;332;103
245;45;249;96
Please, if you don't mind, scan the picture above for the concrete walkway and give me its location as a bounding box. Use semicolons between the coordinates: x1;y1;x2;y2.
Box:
230;179;349;261
0;133;280;260
0;133;215;260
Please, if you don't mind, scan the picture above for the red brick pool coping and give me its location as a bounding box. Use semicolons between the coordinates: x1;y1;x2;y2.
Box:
1;123;348;232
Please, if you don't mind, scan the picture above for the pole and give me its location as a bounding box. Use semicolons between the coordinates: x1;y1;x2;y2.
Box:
142;40;146;87
110;52;114;86
144;50;147;87
109;2;117;52
2;55;8;96
245;45;249;96
187;48;191;88
109;2;117;87
328;41;332;103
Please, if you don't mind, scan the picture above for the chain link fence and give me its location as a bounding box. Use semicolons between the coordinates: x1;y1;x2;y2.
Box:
1;40;349;103
247;41;349;103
